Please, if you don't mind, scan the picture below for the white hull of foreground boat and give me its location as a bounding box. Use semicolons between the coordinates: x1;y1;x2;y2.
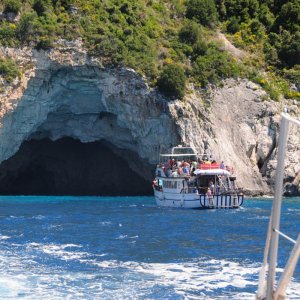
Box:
154;189;243;209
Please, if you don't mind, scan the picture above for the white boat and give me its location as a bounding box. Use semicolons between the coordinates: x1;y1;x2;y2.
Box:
153;146;244;209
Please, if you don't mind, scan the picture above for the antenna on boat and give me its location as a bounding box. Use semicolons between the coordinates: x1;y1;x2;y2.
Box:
256;113;300;300
158;144;161;164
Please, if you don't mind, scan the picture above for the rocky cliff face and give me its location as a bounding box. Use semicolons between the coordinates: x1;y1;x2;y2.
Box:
169;81;300;196
0;41;299;196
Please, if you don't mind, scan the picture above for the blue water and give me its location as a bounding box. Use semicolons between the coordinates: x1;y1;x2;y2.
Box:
0;196;299;299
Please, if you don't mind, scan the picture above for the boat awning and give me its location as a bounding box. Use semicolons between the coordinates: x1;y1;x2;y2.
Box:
194;169;231;176
160;153;196;157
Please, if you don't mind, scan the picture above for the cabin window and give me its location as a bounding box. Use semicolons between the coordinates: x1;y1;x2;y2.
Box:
163;180;177;189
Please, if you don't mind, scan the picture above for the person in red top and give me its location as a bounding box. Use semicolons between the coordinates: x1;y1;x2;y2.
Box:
169;157;174;168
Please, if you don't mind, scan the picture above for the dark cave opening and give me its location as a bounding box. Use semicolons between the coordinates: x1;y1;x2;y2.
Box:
0;138;153;196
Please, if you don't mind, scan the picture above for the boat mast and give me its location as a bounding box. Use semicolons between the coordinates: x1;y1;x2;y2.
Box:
266;114;290;299
257;113;300;300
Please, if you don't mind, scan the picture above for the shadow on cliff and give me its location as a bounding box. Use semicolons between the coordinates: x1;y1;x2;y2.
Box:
0;138;154;196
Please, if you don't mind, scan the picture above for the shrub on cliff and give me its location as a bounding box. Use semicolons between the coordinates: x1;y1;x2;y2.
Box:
273;1;300;33
226;17;240;34
157;64;186;99
0;21;17;46
3;0;21;14
216;0;259;22
16;12;39;43
186;0;218;27
0;58;20;82
193;45;240;86
32;0;52;16
179;21;202;45
278;31;300;67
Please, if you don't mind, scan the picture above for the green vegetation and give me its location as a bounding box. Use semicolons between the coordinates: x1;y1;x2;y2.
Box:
0;57;21;82
157;64;186;99
193;44;240;86
186;0;218;27
0;0;299;100
3;0;21;14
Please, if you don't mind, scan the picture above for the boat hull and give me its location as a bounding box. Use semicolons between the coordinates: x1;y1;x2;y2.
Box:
154;190;244;209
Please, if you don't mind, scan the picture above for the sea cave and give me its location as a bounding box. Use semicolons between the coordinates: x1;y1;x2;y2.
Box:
0;137;153;196
0;67;177;196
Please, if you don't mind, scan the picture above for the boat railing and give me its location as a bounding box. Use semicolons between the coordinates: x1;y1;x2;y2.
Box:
256;113;300;300
199;194;244;208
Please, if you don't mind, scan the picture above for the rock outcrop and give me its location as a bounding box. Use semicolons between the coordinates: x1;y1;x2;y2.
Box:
0;42;299;196
169;80;300;196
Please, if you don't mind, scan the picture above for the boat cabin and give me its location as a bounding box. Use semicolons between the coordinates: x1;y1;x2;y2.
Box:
194;169;236;195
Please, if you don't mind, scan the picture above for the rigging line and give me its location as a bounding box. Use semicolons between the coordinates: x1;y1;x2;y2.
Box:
273;229;296;244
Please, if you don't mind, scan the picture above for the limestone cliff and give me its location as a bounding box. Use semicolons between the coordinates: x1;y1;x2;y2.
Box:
169;81;300;196
0;42;299;196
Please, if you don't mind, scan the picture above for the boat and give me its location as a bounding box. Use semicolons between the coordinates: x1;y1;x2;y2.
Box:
152;146;244;209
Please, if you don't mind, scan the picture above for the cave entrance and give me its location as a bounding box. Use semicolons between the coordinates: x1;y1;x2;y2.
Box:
0;138;153;196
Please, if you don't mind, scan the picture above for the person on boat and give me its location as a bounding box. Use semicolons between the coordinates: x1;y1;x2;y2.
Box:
183;161;190;167
209;180;215;193
177;167;183;175
183;166;189;175
206;187;212;197
171;170;178;177
166;168;172;177
220;161;225;169
169;157;175;168
190;161;197;175
216;182;220;194
211;160;219;168
197;159;204;169
191;160;197;169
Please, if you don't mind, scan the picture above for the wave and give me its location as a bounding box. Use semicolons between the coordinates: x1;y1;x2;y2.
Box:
91;258;300;299
287;208;300;213
0;245;299;300
26;243;87;261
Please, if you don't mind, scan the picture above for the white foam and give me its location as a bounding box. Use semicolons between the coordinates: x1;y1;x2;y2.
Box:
116;235;139;240
32;215;45;220
0;276;28;298
27;243;87;261
254;215;269;220
99;221;112;226
93;258;300;299
116;234;128;239
287;208;300;213
0;244;299;300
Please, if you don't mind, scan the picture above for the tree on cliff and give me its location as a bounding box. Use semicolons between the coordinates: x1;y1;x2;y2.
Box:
186;0;218;27
157;64;186;100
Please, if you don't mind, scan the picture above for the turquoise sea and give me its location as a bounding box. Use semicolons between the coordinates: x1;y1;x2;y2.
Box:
0;196;299;299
